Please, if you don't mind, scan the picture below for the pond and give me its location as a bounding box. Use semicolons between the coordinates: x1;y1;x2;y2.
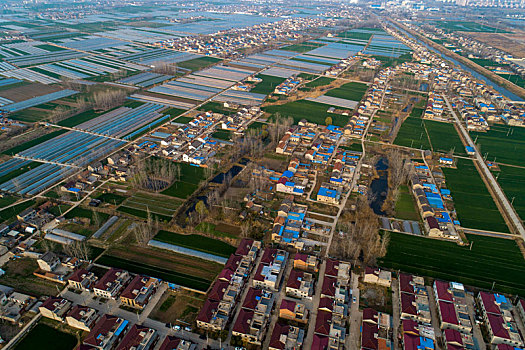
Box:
368;157;389;215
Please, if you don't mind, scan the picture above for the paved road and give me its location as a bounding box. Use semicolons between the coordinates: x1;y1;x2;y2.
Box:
445;95;525;240
303;259;326;349
466;293;486;350
346;272;362;349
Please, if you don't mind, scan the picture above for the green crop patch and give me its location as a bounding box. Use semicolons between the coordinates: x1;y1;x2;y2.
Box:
442;158;508;232
15;324;78;350
96;255;211;291
470;125;525;167
263;100;349;127
250;74;286;95
155;230;236;258
380;232;525;296
325;81;368;101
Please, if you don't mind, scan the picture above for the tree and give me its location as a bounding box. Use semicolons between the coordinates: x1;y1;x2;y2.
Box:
195;200;208;223
325;116;333;125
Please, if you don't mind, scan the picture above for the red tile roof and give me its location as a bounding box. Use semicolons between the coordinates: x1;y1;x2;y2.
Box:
362;308;378;323
314;310;332;335
479;291;501;315
400;293;417;316
93;268;126;292
487;313;510;340
196;299;219;323
242;288;262;310
318;297;333;312
321;276;336;297
287;269;304;290
158;336;183;350
40;297;67;312
401;319;419;336
399;273;415;294
235;238;254;256
280;299;296;313
116;324;153;350
233;309;254;335
269;322;290;350
84;314;123;347
208;280;229;302
225;254;242;271
325;259;339;277
361;322;378;350
217;268;234;282
294;253;308;263
434;280;454;302
312;334;329;350
438;300;458;325
444;329;463;347
68;268;90;283
261;248;277;264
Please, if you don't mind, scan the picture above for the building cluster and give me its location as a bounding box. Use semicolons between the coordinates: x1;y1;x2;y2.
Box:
399;273;436;349
0;284;37;324
40;299;196;350
157;17;337;57
135;107;261;166
273;76;302;95
271;195;308;247
313;258;352;349
477;291;524;348
361;308;394;350
409;161;459;240
433;280;475;349
196;238;260;334
423;92;446;120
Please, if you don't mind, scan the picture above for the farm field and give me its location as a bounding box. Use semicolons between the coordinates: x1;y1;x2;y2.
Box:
150;289;206;325
279;42;325;53
424;120;466;155
195;221;240;239
494;165;525;221
250;74;286;95
394;185;419;221
263;99;349;127
2;129;67;155
161;162;207;199
442;158;509;232
96;253;214;291
177;56;221;72
325;81;368;101
15;324;78;350
304;77;335;88
154;230;236;258
470;125;525;166
394;113;430;150
212;129;232;141
198;101;236;115
117;191;182;222
432;20;503;33
380;232;525;296
0;200;35;223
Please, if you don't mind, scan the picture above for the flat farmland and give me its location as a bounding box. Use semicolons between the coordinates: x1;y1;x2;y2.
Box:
0;82;60;103
279;42;325;53
118;191;182;222
471;125;525;166
494;165;525;221
394;113;430;150
380;232;525;296
425;120;466;155
325;81;368;101
154;230;236;258
150;289;206;325
432;20;502;33
15;324;78;350
97;245;222;291
250;74;286;95
177;56;222;72
304;77;335;88
161;162;207;199
263;100;349;127
442;158;508;232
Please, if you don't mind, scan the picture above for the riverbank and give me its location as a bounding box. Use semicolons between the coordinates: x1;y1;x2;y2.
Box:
392;20;525;101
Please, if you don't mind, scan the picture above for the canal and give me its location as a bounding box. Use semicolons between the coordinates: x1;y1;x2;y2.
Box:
392;23;524;102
